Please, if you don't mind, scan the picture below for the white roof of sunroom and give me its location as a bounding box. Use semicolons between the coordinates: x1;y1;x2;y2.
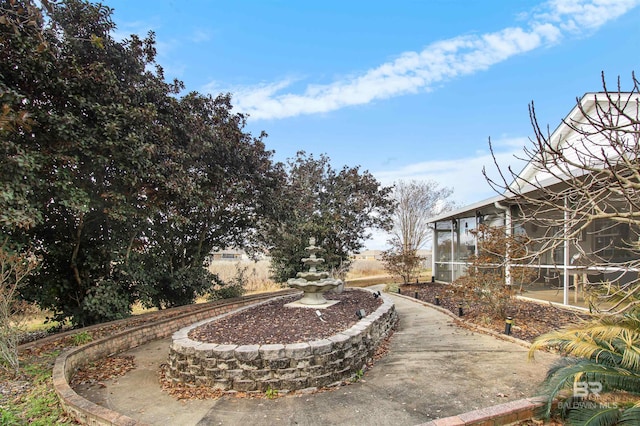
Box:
510;92;640;193
427;194;506;223
427;91;640;224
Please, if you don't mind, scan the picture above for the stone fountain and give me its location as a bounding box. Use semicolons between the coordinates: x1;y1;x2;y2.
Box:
165;236;398;392
287;237;343;307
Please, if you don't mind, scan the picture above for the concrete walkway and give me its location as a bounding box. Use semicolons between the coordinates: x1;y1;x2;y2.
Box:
75;292;556;425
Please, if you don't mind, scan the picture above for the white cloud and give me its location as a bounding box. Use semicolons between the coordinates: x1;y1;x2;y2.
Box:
210;0;638;120
536;0;639;32
362;137;529;250
372;137;529;206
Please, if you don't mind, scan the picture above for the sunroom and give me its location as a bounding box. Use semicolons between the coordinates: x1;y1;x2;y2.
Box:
428;91;640;309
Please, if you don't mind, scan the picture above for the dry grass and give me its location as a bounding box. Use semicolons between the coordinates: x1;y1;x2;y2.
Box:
208;258;390;293
346;276;397;287
208;258;431;290
345;259;432;287
208;259;282;294
346;259;386;279
20;305;63;332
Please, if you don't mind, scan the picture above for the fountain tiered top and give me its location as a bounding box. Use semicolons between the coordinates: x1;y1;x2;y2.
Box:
287;237;343;307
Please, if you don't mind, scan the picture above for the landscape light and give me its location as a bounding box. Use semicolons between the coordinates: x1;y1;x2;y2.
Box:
356;309;366;319
505;317;513;335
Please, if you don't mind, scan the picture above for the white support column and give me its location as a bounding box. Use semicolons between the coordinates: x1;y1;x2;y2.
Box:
563;196;570;305
474;218;479;256
432;225;437;279
504;207;512;287
450;221;455;280
494;201;512;286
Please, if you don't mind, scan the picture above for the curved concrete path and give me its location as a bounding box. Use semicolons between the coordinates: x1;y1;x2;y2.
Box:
75;292;556;425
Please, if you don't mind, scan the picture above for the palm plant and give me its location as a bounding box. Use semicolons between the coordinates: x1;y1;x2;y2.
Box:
529;309;640;425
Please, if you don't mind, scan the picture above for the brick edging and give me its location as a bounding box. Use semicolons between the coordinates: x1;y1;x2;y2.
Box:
53;290;296;426
417;397;547;426
22;292;296;351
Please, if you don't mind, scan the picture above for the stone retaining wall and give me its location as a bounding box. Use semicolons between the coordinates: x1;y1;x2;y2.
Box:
166;292;398;392
52;290;296;426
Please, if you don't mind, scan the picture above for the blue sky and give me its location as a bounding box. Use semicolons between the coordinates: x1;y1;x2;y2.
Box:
105;0;640;249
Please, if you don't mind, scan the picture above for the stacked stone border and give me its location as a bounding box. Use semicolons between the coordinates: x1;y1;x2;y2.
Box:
52;290;296;426
166;289;399;392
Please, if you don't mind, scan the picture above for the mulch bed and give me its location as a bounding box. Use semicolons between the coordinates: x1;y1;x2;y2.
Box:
188;289;383;345
401;283;591;342
63;289;385;399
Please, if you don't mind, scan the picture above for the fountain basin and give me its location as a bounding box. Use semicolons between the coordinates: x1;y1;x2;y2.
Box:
166;290;398;392
287;278;344;306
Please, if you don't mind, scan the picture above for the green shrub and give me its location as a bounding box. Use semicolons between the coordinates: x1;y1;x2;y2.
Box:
208;264;248;301
265;385;278;399
80;280;132;325
208;284;245;301
530;309;640;425
70;331;92;346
